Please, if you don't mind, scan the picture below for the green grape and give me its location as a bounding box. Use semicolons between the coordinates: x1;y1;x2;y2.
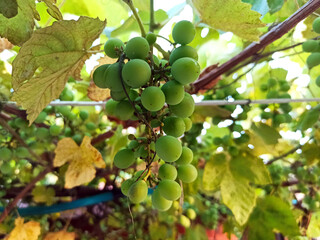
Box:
0;162;13;175
259;104;268;110
114;148;136;169
86;122;96;131
279;93;291;99
171;57;200;85
179;215;191;228
67;112;76;121
283;113;292;123
127;180;148;204
72;134;82;144
141;86;165;111
235;133;250;144
313;17;320;34
266;90;278;99
186;208;196;220
158;179;181;201
122;59;151;88
170;93;195;118
163;116;185;137
212;116;221;125
316;76;320;87
213;137;223;145
64;127;72;137
138;146;148;158
274;114;286;124
307;53;320;68
14;118;28;129
259;83;268;92
155;136;182;162
280;103;292;113
232;124;243;132
60;89;74;101
302;40;320;52
175;147;193;165
172;20;195;45
237;112;247;120
35;128;50;139
79;110;89;121
215;90;225;99
228;146;239;156
105;62;124;91
177;164;197;183
49;125;61;136
56;106;71;117
104;38;124;58
92;64;110;88
128;140;139;150
268;78;277;87
158;164;177;180
161;80;184;105
261;111;272;119
280;83;290;91
125;37;150;59
35;112;47;123
121;179;135;196
152;188;172;211
169;45;198;65
183;118;192;132
0;148;12;161
15;147;30;158
114;100;134;120
110;89;127;101
146;33;157;45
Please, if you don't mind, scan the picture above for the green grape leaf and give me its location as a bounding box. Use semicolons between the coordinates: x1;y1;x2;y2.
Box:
270;68;287;80
203;153;271;225
307;211;320;238
132;0;150;12
251;123;281;145
40;0;63;20
242;0;269;16
298;107;320;131
248;196;300;240
191;0;265;41
267;0;284;14
0;0;18;18
302;143;320;165
11;17;106;124
0;0;40;45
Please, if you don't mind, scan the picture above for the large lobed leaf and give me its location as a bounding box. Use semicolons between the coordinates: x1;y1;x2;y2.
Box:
192;0;265;41
0;0;40;45
5;217;41;240
11;16;106;124
203;152;271;225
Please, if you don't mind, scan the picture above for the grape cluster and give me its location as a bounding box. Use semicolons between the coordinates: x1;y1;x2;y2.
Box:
93;21;200;208
303;17;320;73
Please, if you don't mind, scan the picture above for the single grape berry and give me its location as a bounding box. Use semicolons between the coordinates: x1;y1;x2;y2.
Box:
171;57;200;85
86;122;96;131
35;112;47;123
307;53;320;68
0;148;12;161
175;147;193;165
121;179;135;196
172;20;195;45
161;80;184;105
128;180;148;204
92;64;110;88
105;63;124;91
158;164;177;180
104;38;124;58
141;86;165;111
49;125;61;136
313;17;320;34
79;110;89;121
114;100;134;120
146;32;157;45
110;89;128;101
268;78;277;87
60;89;74;101
15;147;30;158
125;37;150;59
122;59;151;88
170;93;195;118
114;148;136;169
186;208;197;220
35;128;50;139
163;116;185;137
183;118;193;132
152;188;172;211
169;45;198;65
259;83;268;92
302;40;320;52
158;179;181;201
155;136;182;162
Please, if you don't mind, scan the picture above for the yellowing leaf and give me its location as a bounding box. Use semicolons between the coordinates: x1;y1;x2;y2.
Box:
44;230;76;240
11;17;106;124
192;0;265;41
0;0;39;45
54;136;106;188
87;80;110;101
6;217;41;240
307;212;320;238
32;185;56;205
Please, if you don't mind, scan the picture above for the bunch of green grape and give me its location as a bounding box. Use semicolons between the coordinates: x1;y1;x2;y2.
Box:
93;20;200;208
304;17;320;73
259;78;293;126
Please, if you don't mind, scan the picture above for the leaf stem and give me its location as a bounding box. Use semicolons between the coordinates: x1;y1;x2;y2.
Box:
149;0;155;33
123;0;146;37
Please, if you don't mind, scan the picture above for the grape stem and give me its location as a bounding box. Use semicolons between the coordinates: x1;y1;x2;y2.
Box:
149;0;155;33
123;0;146;37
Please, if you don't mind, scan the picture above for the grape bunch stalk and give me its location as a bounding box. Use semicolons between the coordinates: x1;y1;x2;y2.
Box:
93;20;200;210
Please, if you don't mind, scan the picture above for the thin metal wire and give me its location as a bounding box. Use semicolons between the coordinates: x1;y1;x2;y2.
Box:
4;98;320;107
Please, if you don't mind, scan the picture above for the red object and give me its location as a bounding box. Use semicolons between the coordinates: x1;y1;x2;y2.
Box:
206;225;238;240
